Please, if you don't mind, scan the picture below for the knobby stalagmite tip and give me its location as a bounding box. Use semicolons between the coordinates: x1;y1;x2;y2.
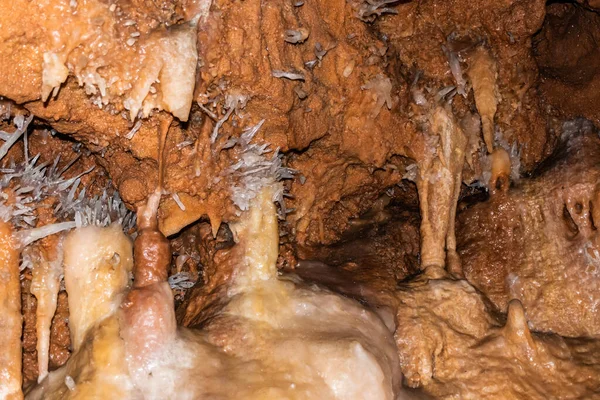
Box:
503;299;537;359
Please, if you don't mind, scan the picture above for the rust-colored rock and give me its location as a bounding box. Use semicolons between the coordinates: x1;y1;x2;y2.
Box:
535;2;600;126
395;274;600;398
458;122;600;338
2;0;600;398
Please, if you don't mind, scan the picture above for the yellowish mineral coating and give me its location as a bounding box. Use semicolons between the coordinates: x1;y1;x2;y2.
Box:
467;46;499;154
29;244;63;383
26;316;135;400
0;220;23;400
490;147;511;193
63;224;133;350
62;316;134;399
417;105;467;274
230;185;280;288
29;186;402;400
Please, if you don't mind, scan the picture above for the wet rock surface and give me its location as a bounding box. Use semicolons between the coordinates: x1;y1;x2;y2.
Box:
1;0;600;398
458;122;600;338
535;2;600;126
0;0;558;243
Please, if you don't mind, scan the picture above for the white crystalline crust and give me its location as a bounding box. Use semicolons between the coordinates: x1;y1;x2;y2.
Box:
123;23;199;122
36;0;210;122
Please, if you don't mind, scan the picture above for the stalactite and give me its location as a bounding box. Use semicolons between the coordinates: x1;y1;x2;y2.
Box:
28;242;63;383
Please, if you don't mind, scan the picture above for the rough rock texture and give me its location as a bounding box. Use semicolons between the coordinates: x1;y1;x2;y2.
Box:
292;248;600;399
174;221;237;327
3;0;600;398
377;0;553;163
535;2;600;126
294;203;421;298
0;0;204;116
287;0;555;245
458;122;600;338
0;0;558;246
395;274;600;399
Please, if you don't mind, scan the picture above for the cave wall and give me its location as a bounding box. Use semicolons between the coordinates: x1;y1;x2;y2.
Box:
0;0;563;247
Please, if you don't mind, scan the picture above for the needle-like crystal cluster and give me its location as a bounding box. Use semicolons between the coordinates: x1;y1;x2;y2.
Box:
226;120;295;216
0;114;134;273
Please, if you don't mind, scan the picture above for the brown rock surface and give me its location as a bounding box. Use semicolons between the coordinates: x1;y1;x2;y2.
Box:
2;0;600;398
175;221;238;327
293;203;421;303
0;0;558;245
535;2;600;126
292;236;600;398
395;274;600;399
458;121;600;338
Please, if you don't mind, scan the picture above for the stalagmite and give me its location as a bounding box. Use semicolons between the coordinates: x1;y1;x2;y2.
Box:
489;147;511;194
224;185;403;399
63;224;133;350
417;105;467;276
26;223;135;400
0;221;75;400
229;185;280;287
0;221;23;400
27;116;408;399
2;0;600;397
120;117;177;386
503;299;537;358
